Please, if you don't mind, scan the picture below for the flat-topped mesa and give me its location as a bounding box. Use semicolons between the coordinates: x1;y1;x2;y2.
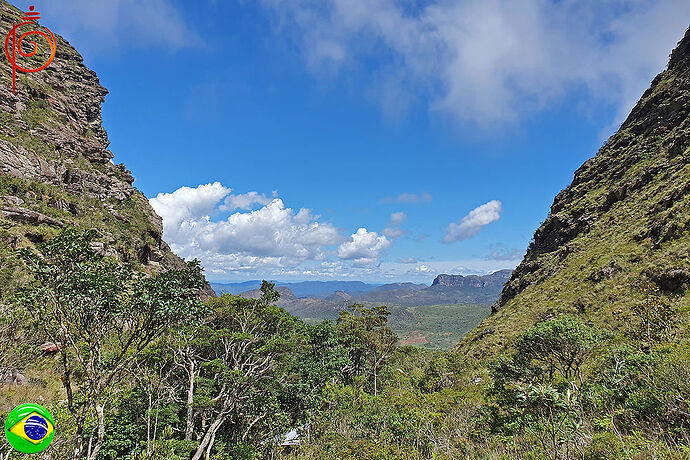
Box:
431;270;512;289
0;0;212;296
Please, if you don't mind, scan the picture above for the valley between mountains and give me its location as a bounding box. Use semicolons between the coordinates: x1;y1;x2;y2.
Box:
213;270;512;349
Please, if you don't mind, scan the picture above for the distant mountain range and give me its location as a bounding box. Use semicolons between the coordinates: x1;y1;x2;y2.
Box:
211;270;512;322
210;280;383;298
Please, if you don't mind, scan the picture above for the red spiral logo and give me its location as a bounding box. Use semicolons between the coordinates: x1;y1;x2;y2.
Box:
4;8;56;94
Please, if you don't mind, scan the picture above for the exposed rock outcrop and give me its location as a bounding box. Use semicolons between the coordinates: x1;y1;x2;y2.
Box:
0;1;213;297
1;205;63;226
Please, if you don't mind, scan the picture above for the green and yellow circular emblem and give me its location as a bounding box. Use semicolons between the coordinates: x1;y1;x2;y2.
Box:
4;403;55;454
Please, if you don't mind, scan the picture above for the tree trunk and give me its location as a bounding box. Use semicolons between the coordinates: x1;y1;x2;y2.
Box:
71;422;84;460
86;402;106;460
204;429;217;460
149;394;161;460
191;416;224;460
146;390;154;459
185;361;196;441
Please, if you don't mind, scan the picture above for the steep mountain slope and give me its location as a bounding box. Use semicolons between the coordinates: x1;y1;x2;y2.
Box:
0;1;212;294
457;27;690;359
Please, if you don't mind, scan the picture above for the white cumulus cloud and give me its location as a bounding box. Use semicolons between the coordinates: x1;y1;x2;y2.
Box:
220;191;274;211
443;200;502;243
415;264;431;273
150;183;344;273
149;182;230;227
150;183;396;276
338;228;391;266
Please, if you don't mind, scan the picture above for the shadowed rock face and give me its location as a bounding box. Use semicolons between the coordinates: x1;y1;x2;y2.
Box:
0;1;213;297
454;26;690;360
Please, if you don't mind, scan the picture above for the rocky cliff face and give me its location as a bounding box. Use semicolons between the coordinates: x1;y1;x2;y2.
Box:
432;270;512;289
0;1;211;293
457;27;690;358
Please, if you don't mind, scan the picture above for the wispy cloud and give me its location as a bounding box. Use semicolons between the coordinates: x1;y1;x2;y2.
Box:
383;211;407;238
19;0;201;53
380;192;433;204
260;0;690;127
443;200;502;243
485;247;523;261
398;257;419;264
383;258;519;281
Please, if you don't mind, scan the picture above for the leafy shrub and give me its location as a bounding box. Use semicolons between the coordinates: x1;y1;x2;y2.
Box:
584;432;625;460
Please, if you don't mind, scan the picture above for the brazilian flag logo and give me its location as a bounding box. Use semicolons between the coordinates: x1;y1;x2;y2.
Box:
4;403;55;454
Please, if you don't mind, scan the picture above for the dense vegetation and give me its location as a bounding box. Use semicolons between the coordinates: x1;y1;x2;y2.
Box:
1;229;688;459
390;303;490;349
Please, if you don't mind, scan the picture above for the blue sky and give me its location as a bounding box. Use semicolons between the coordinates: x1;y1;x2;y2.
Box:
14;0;690;283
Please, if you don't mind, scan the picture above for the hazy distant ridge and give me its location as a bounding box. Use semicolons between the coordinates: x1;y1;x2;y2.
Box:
210;270;512;322
211;280;382;298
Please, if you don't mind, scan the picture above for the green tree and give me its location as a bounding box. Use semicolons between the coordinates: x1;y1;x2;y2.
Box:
16;229;206;460
337;304;398;396
513;315;605;386
187;282;300;460
169;321;211;444
291;320;349;415
489;316;607;458
595;344;690;437
629;279;679;348
515;384;584;460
